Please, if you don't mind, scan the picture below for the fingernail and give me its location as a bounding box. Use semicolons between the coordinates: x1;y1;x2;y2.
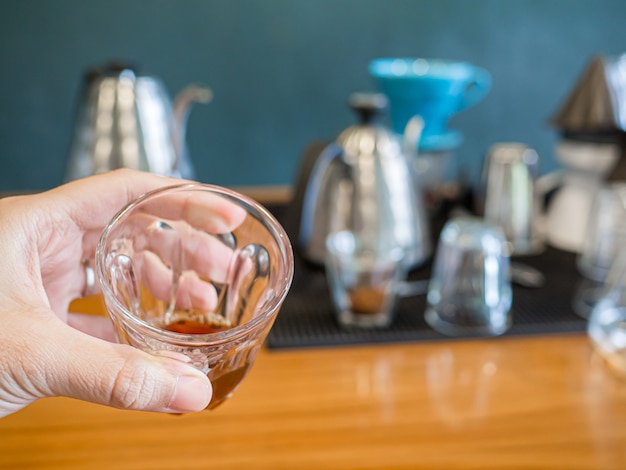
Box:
167;373;212;413
155;356;212;413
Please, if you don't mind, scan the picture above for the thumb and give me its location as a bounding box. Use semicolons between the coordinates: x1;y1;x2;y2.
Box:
37;321;212;413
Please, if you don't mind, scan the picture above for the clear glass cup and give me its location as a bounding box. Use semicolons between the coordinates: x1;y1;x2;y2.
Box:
425;217;512;337
96;184;294;409
578;182;626;281
325;230;407;328
588;250;626;377
574;183;626;318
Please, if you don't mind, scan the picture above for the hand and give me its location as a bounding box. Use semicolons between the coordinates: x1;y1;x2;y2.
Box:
0;169;244;417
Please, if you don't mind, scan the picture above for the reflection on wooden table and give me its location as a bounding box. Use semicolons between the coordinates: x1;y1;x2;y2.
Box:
0;294;625;469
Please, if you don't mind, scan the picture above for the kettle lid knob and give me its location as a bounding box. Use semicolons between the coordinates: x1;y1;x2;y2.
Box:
84;60;138;83
348;92;388;124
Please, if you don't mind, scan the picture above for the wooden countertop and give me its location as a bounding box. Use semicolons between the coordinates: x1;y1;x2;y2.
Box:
1;295;626;469
2;187;626;468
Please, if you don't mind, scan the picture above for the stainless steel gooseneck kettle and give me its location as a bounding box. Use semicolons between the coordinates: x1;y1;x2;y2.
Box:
65;62;212;181
298;93;431;269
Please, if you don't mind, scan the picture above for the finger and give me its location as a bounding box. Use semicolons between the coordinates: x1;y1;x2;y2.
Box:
175;271;219;311
41;169;242;300
130;214;236;282
17;170;190;303
42;169;246;235
43;169;190;233
67;313;116;342
138;188;247;234
139;251;218;311
41;319;212;414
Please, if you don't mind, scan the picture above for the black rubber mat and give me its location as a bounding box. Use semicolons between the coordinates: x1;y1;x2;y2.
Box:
264;203;588;350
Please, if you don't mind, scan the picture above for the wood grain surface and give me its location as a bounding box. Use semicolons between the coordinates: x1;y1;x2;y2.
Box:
2;295;626;469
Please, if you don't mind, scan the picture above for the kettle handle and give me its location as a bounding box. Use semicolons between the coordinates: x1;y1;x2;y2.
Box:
535;169;566;199
171;84;213;175
402;115;424;158
458;66;492;112
298;143;344;251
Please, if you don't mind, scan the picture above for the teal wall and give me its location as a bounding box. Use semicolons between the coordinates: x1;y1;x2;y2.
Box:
0;0;624;191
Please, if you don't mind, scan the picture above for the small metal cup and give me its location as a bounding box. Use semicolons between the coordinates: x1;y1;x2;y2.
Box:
482;143;543;255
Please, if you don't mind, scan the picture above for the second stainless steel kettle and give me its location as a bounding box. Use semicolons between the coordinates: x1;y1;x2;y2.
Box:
65;62;211;181
298;93;431;269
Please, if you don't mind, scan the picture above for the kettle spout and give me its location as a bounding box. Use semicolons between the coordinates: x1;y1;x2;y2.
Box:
402;115;424;159
171;84;213;174
173;84;213;125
